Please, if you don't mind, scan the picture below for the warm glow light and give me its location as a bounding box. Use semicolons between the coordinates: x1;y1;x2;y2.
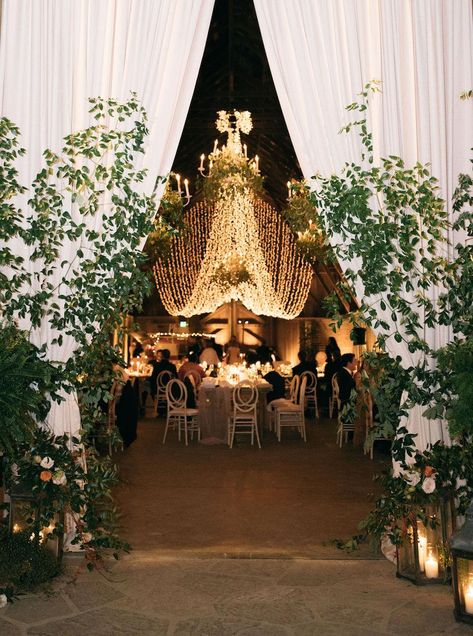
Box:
425;551;439;579
149;331;215;341
465;580;473;615
418;534;427;572
154;111;312;319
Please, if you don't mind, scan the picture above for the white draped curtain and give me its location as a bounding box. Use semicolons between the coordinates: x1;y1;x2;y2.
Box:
254;0;473;450
0;0;214;437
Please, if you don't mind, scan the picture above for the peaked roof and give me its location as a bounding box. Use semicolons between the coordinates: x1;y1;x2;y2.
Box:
172;0;302;210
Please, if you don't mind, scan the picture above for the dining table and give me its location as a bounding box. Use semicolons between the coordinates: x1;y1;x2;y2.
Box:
198;377;271;444
126;367;152;411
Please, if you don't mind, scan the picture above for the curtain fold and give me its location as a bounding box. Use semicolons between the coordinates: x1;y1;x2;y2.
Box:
0;0;214;437
254;0;473;450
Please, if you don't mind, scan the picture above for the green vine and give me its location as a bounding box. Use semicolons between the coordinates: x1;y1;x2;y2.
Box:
201;146;264;201
0;94;173;567
282;83;472;551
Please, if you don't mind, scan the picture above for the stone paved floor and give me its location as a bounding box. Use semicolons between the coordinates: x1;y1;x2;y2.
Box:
1;552;470;635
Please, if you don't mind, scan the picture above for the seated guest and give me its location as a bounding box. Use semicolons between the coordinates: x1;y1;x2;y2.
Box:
292;350;317;377
132;339;144;358
178;352;206;382
263;370;286;404
256;339;272;364
150;349;177;398
113;366;138;448
225;335;241;364
199;339;220;366
245;348;258;365
337;353;357;407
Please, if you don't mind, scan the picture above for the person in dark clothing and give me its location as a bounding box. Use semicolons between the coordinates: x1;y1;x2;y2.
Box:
150;349;177;398
324;351;341;387
116;379;139;447
325;336;341;363
264;370;286;404
256;339;272;364
132;340;144;358
337;352;357;407
292;350;317;377
183;376;196;409
245;348;259;365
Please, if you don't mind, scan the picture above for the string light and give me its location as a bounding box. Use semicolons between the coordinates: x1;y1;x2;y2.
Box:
149;331;216;341
154;111;312;319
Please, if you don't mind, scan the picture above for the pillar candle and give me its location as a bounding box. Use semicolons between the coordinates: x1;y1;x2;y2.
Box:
465;584;473;614
425;554;439;579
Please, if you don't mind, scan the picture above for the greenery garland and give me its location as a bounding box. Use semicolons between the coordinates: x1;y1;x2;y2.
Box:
282;83;473;548
0;94;174;569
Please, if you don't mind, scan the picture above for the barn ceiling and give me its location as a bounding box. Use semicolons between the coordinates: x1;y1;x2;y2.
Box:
171;0;302;210
142;0;357;319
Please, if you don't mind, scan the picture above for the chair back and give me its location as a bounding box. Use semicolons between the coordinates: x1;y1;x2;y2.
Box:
300;370;317;392
296;375;308;406
289;375;300;402
332;374;340;398
166;378;187;410
233;381;258;412
157;369;173;392
184;369;202;389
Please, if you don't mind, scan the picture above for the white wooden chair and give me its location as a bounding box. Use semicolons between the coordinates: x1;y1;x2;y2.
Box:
162;379;200;446
364;391;391;459
267;375;300;432
300;370;318;418
228;381;260;449
329;374;341;418
336;382;356;448
153;369;174;416
273;375;307;442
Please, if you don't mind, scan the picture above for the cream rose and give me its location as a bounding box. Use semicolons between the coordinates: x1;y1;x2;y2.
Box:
40;456;54;469
52;470;67;486
0;593;7;608
404;471;420;487
422;476;436;494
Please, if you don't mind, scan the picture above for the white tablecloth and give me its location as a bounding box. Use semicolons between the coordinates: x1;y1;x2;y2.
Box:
198;378;271;443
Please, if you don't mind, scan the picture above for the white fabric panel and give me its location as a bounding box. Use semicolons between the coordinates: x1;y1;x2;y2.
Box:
254;0;473;450
0;0;214;437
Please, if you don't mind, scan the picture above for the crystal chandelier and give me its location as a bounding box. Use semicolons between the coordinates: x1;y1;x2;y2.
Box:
154;111;312;319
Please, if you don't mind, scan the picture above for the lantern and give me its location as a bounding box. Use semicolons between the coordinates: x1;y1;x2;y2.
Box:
396;498;455;585
7;485;40;536
7;484;63;561
450;501;473;624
